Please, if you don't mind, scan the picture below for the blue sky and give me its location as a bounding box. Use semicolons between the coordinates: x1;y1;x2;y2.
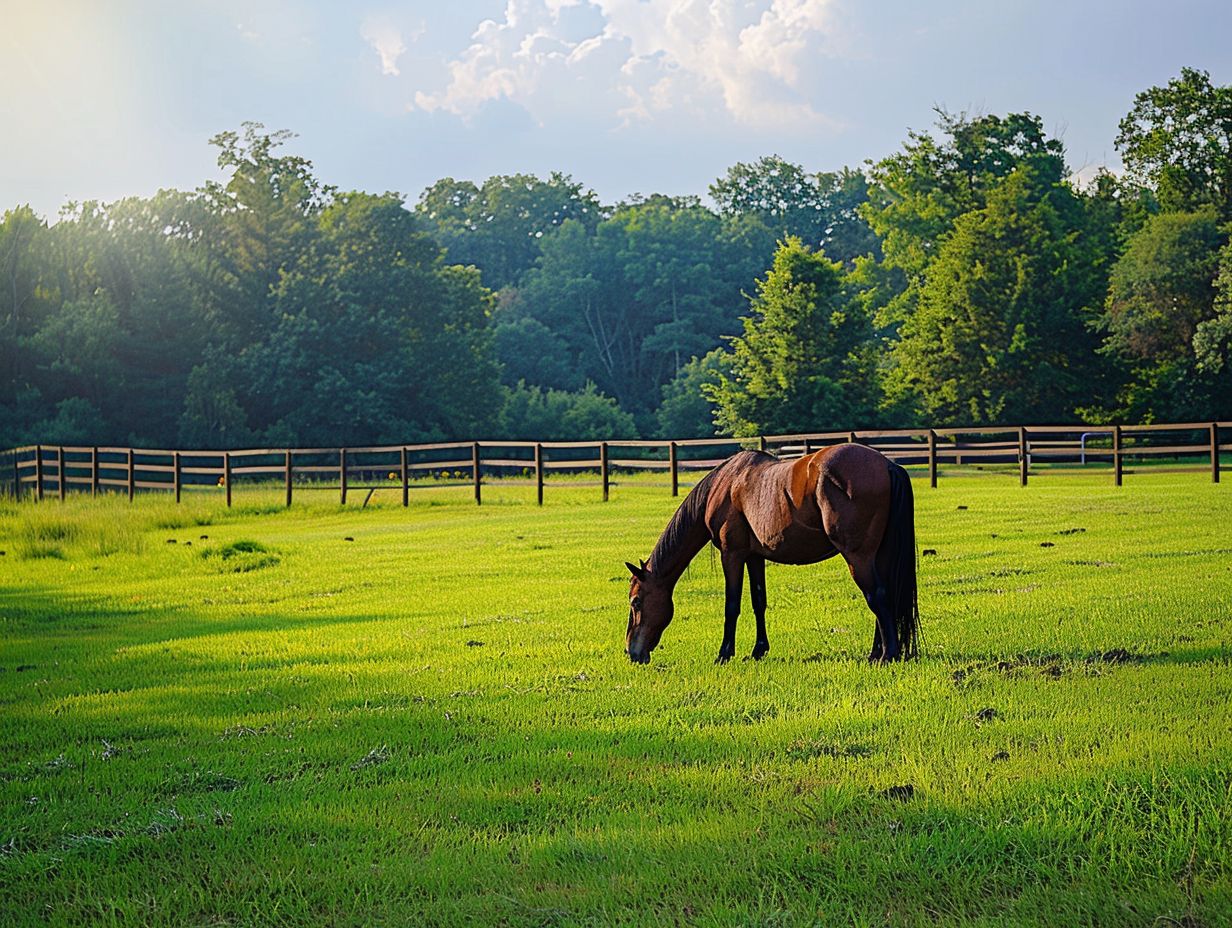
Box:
3;0;1229;218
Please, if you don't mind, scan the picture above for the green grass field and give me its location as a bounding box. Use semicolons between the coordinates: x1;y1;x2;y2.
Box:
1;471;1230;927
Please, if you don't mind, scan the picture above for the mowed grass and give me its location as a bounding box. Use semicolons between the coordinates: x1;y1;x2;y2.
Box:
1;471;1230;927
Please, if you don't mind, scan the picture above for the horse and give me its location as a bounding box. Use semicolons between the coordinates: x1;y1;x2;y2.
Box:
624;442;919;665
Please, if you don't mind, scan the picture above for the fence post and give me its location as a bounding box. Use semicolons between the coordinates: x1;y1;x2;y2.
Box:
57;446;65;501
669;441;679;497
849;431;858;445
339;449;347;506
1018;427;1028;487
10;449;17;500
174;451;182;504
90;446;98;496
400;446;409;507
535;443;544;506
759;436;767;452
803;437;812;456
35;444;43;501
1113;425;1123;487
285;450;293;508
473;442;482;506
928;429;938;488
1212;422;1221;484
223;452;232;507
600;441;609;502
127;449;135;502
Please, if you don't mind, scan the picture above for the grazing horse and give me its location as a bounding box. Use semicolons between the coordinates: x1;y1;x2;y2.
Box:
625;443;919;665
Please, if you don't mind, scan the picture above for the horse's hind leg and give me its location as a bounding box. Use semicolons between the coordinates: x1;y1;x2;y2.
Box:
747;555;769;660
846;554;898;663
868;615;885;662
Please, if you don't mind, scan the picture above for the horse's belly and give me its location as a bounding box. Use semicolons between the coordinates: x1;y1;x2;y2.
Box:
752;522;836;565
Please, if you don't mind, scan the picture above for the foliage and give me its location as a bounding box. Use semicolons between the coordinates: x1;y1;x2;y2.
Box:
1194;239;1232;376
415;172;603;290
709;156;878;265
241;192;500;446
654;349;729;439
1102;209;1223;360
1116;67;1232;218
492;315;582;391
498;381;638;441
707;238;879;436
513;201;756;416
1097;209;1228;421
862;111;1068;330
4;73;1232;449
887;167;1105;425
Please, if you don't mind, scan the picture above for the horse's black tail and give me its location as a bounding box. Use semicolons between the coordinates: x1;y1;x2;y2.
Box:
879;461;920;660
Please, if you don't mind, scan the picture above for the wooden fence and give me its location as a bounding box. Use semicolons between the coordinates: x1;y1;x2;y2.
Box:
3;421;1228;505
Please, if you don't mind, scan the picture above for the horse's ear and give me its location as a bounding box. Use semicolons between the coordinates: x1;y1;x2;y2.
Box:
625;561;645;580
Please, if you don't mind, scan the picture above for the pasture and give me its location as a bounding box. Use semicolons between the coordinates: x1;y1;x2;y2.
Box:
1;472;1230;926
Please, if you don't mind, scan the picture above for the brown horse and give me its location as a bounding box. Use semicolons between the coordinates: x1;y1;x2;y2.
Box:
625;443;919;665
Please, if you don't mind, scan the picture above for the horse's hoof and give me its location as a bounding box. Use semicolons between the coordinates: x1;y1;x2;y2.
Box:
751;645;769;660
715;653;732;665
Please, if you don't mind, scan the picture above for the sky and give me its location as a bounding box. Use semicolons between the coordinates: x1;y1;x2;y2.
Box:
2;0;1230;219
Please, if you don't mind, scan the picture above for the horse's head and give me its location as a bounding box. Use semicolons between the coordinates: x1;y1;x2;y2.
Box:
625;560;673;664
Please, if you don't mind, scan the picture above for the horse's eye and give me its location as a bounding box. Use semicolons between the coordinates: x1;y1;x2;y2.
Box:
632;596;642;610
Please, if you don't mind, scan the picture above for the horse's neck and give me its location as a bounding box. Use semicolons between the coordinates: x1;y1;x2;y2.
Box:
647;511;711;588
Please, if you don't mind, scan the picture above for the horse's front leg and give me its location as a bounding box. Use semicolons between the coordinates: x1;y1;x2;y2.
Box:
716;552;745;664
747;555;769;660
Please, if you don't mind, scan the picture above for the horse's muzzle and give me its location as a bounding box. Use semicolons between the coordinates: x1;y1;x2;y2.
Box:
627;647;651;665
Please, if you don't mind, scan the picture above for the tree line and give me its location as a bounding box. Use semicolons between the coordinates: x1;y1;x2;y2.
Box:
2;68;1229;450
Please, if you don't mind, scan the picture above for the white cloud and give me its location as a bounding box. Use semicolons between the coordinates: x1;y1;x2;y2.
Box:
412;0;842;131
361;15;411;77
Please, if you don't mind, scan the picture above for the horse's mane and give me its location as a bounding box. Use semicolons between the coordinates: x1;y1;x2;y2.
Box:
648;451;768;575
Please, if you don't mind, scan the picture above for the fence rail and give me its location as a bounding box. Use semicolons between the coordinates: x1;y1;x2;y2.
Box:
3;421;1228;506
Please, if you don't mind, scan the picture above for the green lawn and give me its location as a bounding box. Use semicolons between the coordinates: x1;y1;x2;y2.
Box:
1;472;1230;927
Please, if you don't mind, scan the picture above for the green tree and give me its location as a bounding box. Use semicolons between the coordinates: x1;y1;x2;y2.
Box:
1195;240;1232;380
706;238;879;436
655;349;729;438
514;200;753;419
862;111;1067;328
243;192;501;445
1116;68;1232;219
49;192;215;443
889;167;1102;425
178;364;252;448
492;316;582;391
1098;208;1227;421
0;206;53;447
710;156;877;265
499;381;637;440
415;172;603;290
201;123;331;350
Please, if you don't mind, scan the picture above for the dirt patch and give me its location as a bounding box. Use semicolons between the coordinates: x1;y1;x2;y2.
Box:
351;746;390;771
786;740;871;761
878;784;915;802
1088;647;1144;665
199;539;280;573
